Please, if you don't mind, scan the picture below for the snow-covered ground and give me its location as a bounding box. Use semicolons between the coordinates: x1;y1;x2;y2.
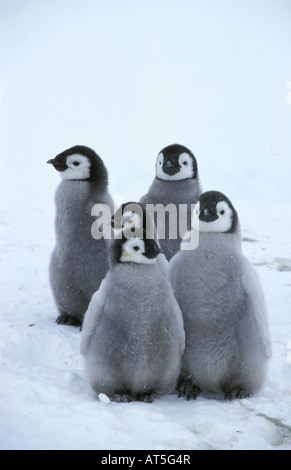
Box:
0;0;291;450
1;196;291;450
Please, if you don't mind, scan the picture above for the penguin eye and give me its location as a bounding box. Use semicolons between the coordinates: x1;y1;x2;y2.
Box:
220;210;225;215
182;161;188;166
133;246;140;252
73;161;80;166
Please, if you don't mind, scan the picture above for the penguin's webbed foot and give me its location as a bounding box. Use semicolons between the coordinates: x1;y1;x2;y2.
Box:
224;388;250;401
110;393;133;403
55;313;82;327
110;391;156;403
135;392;156;403
177;379;201;401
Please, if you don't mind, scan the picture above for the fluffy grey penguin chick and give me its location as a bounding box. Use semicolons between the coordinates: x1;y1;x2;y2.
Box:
139;144;202;261
169;191;272;400
48;145;114;327
81;229;185;403
111;201;168;276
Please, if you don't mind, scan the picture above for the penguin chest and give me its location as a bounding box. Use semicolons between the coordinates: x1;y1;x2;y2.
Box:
180;251;243;386
98;268;174;380
181;249;241;316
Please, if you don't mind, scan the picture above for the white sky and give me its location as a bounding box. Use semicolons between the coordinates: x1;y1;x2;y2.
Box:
1;0;291;205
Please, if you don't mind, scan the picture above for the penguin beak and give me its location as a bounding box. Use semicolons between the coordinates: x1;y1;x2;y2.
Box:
47;158;68;172
163;159;180;176
199;207;218;223
144;245;163;259
122;250;133;259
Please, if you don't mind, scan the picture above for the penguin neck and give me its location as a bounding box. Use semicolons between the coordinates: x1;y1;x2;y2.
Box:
197;226;242;254
154;176;199;189
150;176;201;203
109;257;158;272
55;180;97;230
88;173;108;191
58;179;95;200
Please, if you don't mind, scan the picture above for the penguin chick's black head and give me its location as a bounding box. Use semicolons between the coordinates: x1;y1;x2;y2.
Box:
47;145;109;186
156;143;198;181
111;202;147;230
112;230;162;265
197;191;238;234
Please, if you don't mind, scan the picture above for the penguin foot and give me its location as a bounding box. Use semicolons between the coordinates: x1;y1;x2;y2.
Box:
110;393;133;403
177;379;201;400
224;388;250;401
135;392;156;403
55;313;82;327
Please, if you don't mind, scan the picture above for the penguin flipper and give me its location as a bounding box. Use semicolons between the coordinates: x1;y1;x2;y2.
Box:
167;284;186;356
240;257;272;359
80;275;110;356
157;253;168;276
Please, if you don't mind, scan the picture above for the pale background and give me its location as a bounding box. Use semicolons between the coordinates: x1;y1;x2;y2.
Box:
1;0;291;450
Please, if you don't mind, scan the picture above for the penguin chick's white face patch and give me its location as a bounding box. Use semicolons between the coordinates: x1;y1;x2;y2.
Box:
155;152;194;181
119;239;156;265
155;153;165;178
60;154;91;180
177;153;195;179
193;201;234;233
191;202;201;231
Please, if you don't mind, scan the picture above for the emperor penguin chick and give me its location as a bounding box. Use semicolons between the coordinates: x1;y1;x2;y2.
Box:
48;145;114;327
169;191;272;400
111;201;168;276
81;229;185;403
139;144;202;261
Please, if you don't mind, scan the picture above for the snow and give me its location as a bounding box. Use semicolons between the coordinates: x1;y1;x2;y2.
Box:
0;0;291;450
